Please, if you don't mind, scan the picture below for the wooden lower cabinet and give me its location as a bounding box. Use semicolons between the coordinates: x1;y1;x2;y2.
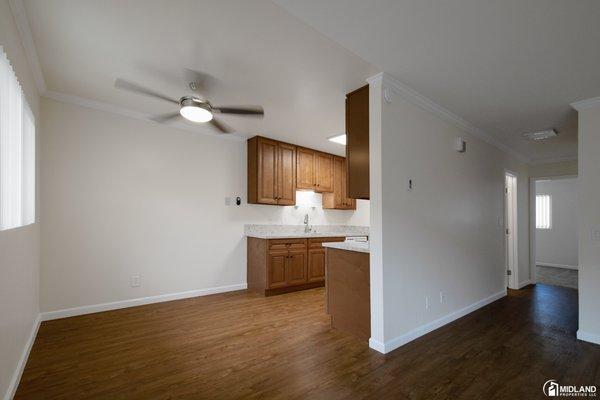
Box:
287;250;308;286
248;236;345;296
267;250;288;289
307;248;326;282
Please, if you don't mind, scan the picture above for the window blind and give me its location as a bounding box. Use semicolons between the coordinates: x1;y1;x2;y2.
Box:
0;46;35;230
536;194;551;230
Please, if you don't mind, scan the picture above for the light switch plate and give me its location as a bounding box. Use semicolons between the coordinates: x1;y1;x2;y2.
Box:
592;229;600;242
224;197;231;206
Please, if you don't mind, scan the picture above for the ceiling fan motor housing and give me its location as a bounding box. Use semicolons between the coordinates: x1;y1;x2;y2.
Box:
180;96;211;110
179;96;213;122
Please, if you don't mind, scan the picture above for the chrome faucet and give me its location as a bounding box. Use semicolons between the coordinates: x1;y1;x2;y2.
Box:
304;213;311;233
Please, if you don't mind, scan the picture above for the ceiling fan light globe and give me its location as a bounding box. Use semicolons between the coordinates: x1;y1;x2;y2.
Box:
180;105;213;123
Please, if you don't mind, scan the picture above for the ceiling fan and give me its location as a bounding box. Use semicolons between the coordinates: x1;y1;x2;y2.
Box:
114;77;264;133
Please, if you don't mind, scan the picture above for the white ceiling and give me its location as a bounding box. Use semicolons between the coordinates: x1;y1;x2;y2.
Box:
22;0;377;155
22;1;600;162
275;0;600;163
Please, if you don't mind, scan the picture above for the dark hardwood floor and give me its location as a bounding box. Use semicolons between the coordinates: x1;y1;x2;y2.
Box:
16;284;599;399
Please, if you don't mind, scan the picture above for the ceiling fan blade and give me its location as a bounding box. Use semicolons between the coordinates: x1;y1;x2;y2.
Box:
115;78;179;105
212;106;264;116
209;117;232;134
151;112;181;123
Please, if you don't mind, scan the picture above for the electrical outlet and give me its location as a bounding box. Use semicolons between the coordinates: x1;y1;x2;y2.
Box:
425;296;429;310
130;274;141;287
439;291;445;304
224;197;231;206
592;229;600;242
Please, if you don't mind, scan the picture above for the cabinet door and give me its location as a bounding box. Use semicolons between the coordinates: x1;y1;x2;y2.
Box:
340;158;356;210
308;248;326;282
346;85;370;199
315;152;333;193
332;156;345;208
268;250;288;289
277;143;296;205
287;250;308;286
296;148;315;190
257;138;278;204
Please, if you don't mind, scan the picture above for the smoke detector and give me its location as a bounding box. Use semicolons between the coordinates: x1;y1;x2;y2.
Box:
523;129;558;141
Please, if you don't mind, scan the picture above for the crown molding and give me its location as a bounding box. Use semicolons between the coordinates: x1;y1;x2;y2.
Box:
9;0;47;94
43;90;246;141
367;72;531;164
570;96;600;111
528;154;578;165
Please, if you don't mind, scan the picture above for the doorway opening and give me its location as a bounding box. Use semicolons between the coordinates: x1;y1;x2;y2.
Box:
530;175;579;289
505;172;518;289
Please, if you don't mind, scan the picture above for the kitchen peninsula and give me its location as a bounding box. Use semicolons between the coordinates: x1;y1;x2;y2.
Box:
323;241;370;341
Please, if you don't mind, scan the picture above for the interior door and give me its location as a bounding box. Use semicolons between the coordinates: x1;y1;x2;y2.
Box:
287;249;307;286
257;138;278;204
504;173;518;289
277;143;296;205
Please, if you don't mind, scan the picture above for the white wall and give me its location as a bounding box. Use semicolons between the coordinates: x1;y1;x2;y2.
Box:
576;102;600;344
0;0;41;398
39;97;369;312
535;178;578;268
368;74;529;352
529;160;578;178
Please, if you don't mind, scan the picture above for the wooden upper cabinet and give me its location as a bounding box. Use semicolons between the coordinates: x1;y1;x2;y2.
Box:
296;147;315;190
315;152;333;193
248;136;296;206
323;156;356;210
346;84;370;199
277;143;296;205
296;148;333;193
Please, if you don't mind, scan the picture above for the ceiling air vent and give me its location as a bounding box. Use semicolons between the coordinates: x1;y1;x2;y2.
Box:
523;129;558;141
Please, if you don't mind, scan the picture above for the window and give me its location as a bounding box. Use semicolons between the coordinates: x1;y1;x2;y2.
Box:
0;47;35;231
536;194;551;230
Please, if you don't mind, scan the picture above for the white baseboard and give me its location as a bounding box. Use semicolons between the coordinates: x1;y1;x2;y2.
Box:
41;283;247;321
4;314;41;400
369;290;506;354
537;262;579;271
368;338;386;353
518;279;532;289
577;330;600;346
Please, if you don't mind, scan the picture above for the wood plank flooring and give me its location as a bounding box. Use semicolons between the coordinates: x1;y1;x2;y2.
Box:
536;265;579;289
16;284;600;399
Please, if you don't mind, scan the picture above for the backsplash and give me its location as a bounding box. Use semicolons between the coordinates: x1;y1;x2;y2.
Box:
242;196;370;226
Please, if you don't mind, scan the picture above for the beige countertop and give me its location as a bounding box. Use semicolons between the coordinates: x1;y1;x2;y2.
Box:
244;224;369;239
322;241;370;254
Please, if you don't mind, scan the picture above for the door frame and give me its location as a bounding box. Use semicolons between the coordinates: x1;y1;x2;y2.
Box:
505;171;519;289
529;174;578;286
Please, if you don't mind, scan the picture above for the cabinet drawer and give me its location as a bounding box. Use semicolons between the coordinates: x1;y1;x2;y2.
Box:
308;237;345;249
269;238;307;251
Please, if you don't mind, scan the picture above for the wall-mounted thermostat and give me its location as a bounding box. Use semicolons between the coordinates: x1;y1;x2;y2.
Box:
455;137;466;153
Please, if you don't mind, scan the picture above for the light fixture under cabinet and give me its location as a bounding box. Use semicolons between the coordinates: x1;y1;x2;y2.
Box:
328;134;346;145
